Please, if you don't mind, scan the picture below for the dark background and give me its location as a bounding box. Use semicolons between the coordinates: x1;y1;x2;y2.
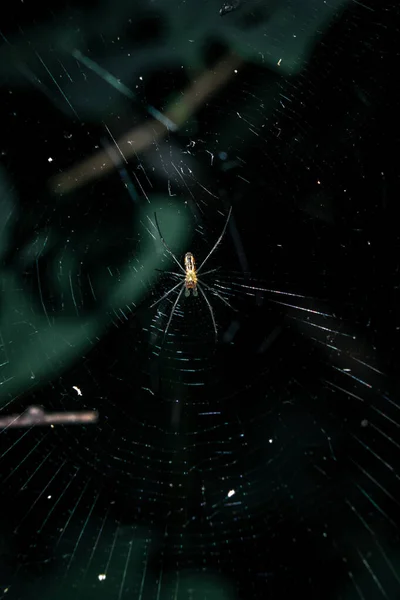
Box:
1;0;400;598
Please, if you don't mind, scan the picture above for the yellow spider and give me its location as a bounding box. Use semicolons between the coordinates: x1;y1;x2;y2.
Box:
151;207;236;342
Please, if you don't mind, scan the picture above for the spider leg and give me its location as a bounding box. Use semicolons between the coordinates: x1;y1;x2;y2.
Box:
196;206;232;274
195;267;220;277
197;283;218;342
163;283;186;341
197;278;237;312
155;269;181;277
154;212;186;274
150;279;183;309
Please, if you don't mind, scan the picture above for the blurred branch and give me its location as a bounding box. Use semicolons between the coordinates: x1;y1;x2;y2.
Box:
0;405;98;429
51;51;243;195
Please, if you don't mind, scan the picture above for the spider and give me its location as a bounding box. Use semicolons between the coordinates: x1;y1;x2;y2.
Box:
151;206;236;342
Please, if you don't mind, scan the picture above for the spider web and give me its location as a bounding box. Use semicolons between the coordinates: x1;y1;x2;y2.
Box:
0;0;399;599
